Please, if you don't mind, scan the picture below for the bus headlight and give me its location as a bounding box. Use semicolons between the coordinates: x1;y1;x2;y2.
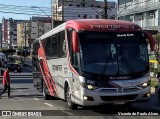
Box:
87;85;93;90
80;82;98;90
139;81;150;88
142;82;148;88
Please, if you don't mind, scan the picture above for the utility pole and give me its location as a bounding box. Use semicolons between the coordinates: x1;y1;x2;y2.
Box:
51;0;53;29
104;0;108;19
62;0;64;21
24;22;27;64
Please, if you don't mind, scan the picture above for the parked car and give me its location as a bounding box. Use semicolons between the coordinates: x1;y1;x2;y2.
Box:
7;63;23;73
21;63;32;71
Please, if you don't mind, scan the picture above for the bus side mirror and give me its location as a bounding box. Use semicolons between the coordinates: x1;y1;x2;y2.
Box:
72;31;80;53
143;31;155;51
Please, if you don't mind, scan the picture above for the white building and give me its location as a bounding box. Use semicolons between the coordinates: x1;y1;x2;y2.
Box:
30;17;51;40
52;0;117;21
117;0;160;31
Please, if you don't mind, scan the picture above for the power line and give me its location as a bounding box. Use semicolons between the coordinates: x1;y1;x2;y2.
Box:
0;10;51;16
0;7;51;15
0;3;51;9
82;0;103;16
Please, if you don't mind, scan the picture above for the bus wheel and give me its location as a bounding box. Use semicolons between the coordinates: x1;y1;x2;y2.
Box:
43;84;50;100
158;88;160;102
65;85;78;110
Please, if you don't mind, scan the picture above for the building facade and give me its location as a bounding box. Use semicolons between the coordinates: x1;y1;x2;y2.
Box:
17;22;31;48
52;0;117;21
1;18;28;49
30;17;51;45
117;0;160;31
0;23;2;49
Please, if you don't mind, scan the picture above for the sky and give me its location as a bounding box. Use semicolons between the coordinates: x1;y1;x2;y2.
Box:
0;0;117;21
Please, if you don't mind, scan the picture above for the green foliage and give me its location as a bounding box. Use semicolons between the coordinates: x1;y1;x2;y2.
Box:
1;48;16;55
151;79;158;88
17;47;30;57
15;60;21;64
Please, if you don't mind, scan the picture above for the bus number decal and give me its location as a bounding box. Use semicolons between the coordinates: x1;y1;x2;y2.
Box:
52;65;62;71
86;80;95;85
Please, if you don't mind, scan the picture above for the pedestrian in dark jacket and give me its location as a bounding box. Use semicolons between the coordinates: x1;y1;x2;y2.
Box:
0;67;10;98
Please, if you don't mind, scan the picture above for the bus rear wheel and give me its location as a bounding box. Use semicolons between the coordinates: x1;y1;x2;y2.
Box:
65;85;78;110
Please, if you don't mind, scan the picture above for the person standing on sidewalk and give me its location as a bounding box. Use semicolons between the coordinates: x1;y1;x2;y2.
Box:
0;67;10;98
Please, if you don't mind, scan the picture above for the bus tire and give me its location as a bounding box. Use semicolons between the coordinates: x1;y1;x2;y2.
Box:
43;83;50;100
158;88;160;103
65;84;78;110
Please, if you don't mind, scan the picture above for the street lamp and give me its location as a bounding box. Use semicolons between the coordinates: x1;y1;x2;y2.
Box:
31;6;51;18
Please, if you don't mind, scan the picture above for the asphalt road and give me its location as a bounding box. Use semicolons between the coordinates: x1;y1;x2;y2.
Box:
0;73;160;119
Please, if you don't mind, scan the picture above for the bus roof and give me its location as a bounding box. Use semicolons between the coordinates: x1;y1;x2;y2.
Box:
33;19;142;44
66;19;142;32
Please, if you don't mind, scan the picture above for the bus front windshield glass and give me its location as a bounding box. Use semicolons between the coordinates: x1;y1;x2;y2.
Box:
79;32;148;76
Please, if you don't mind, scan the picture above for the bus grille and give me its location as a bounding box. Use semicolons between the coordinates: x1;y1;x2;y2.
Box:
100;94;138;101
123;87;141;93
95;88;117;93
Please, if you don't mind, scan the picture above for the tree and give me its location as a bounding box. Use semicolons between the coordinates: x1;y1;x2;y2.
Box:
17;46;23;63
1;48;16;56
17;46;30;64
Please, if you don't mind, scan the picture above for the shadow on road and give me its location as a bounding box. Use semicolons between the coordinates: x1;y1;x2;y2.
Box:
10;94;43;98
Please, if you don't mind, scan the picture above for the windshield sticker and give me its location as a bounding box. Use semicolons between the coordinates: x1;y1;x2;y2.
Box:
117;34;134;37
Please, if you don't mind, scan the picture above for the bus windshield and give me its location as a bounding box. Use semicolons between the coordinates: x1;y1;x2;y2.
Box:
79;31;149;76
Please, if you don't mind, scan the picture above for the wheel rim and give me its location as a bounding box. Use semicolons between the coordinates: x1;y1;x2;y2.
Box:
66;87;71;106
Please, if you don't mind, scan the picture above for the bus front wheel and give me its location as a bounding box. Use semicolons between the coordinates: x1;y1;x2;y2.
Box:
65;85;78;110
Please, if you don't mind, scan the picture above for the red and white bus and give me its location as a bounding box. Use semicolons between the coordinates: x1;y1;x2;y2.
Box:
32;19;156;109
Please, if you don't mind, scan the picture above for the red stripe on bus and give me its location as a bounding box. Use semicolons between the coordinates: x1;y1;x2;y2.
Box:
39;63;54;96
42;58;59;96
38;42;59;96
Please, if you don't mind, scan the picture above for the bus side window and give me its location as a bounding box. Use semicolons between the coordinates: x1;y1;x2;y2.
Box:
58;30;66;57
72;53;78;70
50;35;58;58
67;29;78;71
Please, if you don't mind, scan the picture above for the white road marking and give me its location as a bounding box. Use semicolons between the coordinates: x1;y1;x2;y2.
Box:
44;103;53;107
150;106;160;110
18;90;23;92
33;98;39;100
18;90;29;95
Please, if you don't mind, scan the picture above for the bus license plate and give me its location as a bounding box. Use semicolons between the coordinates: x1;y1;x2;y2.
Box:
114;101;125;105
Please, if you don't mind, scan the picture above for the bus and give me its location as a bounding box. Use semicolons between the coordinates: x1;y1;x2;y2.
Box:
32;19;156;109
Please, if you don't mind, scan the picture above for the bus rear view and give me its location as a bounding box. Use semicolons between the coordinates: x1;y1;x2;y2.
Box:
32;19;155;109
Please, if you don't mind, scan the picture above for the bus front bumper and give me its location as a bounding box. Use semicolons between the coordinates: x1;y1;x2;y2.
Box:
72;86;150;106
